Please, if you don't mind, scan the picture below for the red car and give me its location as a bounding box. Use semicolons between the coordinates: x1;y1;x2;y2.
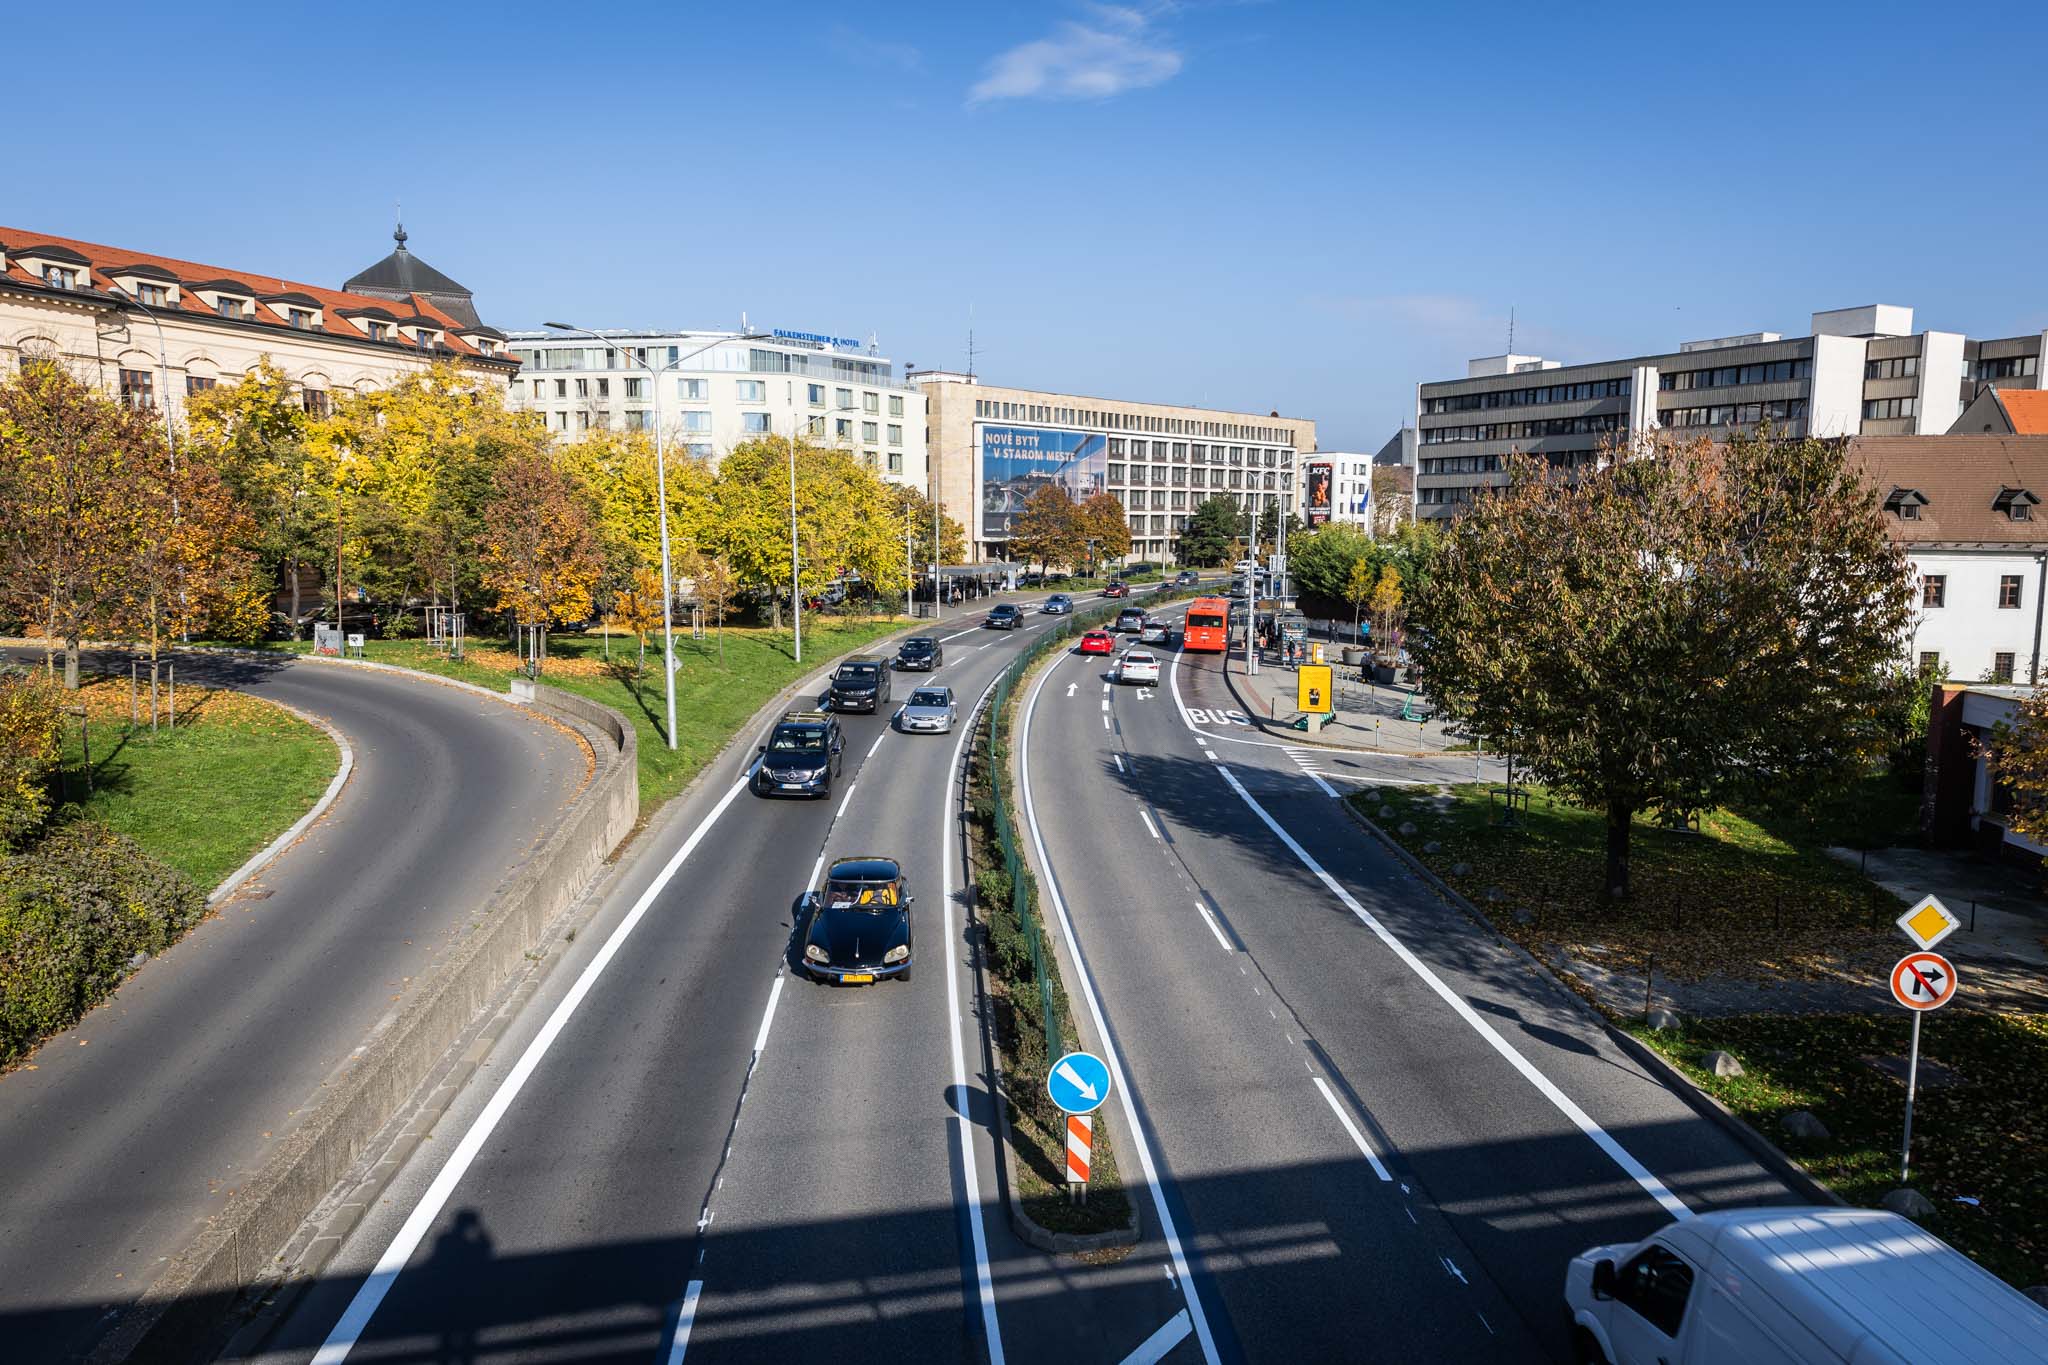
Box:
1078;631;1116;655
1100;582;1130;598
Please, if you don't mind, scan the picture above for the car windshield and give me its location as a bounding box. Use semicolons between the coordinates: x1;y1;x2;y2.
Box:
824;880;899;911
908;690;949;708
1126;653;1155;664
770;726;827;752
901;639;933;653
838;664;879;681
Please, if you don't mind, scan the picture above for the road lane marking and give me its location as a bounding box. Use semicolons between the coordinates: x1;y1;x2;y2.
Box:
1114;754;1126;773
1138;810;1161;841
1313;1077;1391;1181
836;780;857;816
1119;1309;1194;1365
809;852;825;887
1101;698;1110;713
310;768;759;1363
750;975;786;1061
1212;762;1693;1222
1304;770;1338;798
663;1279;703;1364
944;675;1007;1364
868;733;887;758
1194;903;1232;952
1019;654;1223;1365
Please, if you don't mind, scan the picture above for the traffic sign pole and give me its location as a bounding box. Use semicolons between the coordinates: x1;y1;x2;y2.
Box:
1901;1011;1922;1183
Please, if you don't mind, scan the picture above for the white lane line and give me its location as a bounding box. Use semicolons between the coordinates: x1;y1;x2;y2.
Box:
837;780;858;815
1101;698;1111;713
1019;653;1223;1365
1119;1308;1194;1365
1313;1076;1391;1181
663;1279;704;1365
1114;754;1126;773
943;674;1008;1365
1102;714;1110;730
1103;681;1112;694
1138;810;1161;841
1212;763;1693;1222
1304;770;1338;798
808;851;825;888
1193;903;1232;952
868;732;887;758
750;975;786;1061
310;770;759;1363
942;626;982;641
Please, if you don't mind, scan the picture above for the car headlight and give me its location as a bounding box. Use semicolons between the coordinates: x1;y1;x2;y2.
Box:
805;943;830;964
883;945;909;964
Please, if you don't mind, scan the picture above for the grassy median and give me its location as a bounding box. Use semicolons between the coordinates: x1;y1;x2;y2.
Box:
57;675;335;890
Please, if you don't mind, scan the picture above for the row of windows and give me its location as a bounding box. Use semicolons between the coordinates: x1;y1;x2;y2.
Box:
1422;413;1623;445
1422;377;1630;414
1107;438;1289;468
1659;359;1811;391
970;397;1296;446
804;383;903;416
1863;396;1919;421
1920;649;2021;683
1977;355;2040;380
1662;398;1808;429
1418;486;1479;505
514;344;890;385
1920;574;2025;610
1865;355;1920;380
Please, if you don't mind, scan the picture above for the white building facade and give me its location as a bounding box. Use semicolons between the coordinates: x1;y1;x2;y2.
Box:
505;328;928;488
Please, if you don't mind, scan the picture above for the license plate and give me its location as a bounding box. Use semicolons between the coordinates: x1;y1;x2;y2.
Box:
841;973;875;984
781;783;808;790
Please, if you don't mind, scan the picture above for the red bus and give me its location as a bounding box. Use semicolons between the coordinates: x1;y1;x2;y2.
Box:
1182;596;1231;652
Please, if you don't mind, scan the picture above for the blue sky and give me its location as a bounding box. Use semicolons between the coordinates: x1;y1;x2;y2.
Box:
6;1;2043;450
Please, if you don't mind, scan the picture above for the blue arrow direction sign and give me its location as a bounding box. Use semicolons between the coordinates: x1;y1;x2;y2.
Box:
1047;1051;1112;1115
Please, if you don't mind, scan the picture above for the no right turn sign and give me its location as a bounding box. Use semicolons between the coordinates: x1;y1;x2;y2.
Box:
1890;952;1958;1011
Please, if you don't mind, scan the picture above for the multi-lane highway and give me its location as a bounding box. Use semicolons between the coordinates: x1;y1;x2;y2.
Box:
0;649;589;1364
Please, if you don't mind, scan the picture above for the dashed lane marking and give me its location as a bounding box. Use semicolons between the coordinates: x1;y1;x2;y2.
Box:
1313;1076;1391;1181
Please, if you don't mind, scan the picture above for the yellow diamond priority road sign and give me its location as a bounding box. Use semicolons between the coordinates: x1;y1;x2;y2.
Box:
1896;894;1960;952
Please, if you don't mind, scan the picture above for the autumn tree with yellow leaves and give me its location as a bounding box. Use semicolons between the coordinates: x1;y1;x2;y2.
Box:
479;450;602;629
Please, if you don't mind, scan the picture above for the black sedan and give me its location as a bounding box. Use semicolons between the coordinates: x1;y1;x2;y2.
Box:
754;713;843;798
896;636;943;671
984;603;1023;630
797;857;913;984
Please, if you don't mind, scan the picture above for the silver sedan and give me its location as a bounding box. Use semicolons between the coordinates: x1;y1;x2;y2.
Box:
895;685;957;734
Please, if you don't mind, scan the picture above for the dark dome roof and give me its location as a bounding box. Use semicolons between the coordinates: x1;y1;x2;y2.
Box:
343;221;480;328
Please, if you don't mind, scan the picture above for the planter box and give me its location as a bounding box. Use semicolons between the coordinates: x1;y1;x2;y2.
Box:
1341;645;1364;667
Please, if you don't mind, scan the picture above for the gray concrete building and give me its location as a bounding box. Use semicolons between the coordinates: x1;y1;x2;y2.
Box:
1414;304;2048;518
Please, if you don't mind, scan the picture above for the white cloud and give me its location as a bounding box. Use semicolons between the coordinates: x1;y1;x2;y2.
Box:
969;8;1184;105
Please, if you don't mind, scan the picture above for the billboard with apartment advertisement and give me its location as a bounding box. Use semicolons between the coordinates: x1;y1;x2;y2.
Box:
1306;460;1333;524
979;426;1108;539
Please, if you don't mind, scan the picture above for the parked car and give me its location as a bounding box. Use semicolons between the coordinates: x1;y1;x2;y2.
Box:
827;657;891;712
895;636;943;671
1114;607;1147;633
1078;631;1116;655
895;686;956;734
1041;593;1073;615
1101;582;1130;599
1565;1206;2048;1365
984;602;1023;630
1115;650;1160;685
797;857;913;984
753;712;844;798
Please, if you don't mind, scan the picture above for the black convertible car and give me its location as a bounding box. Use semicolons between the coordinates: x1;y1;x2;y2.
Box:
797;857;913;984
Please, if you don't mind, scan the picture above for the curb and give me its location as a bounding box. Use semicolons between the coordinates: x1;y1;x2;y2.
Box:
1212;645;1463;758
1332;794;1846;1212
207;702;354;906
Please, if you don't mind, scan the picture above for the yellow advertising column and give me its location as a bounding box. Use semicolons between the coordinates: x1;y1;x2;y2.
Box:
1297;664;1333;715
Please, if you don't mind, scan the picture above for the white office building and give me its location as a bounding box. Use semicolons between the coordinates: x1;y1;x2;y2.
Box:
505;328;928;487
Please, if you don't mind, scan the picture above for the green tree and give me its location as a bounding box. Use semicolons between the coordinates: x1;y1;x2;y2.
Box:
1009;484;1085;578
1256;504;1304;557
0;667;63;850
892;484;966;576
1409;432;1913;901
1078;492;1132;572
1344;556;1375;638
1176;495;1243;567
478;450;602;629
1290;522;1375;609
1369;564;1403;660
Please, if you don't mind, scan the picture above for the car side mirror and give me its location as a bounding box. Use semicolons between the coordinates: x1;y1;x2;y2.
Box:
906;895;916;905
757;743;767;752
1590;1259;1617;1301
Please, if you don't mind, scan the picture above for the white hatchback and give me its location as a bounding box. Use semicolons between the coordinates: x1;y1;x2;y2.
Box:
1115;649;1160;685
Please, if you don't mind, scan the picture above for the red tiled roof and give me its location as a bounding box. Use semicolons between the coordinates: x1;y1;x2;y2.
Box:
0;225;502;361
2000;389;2048;435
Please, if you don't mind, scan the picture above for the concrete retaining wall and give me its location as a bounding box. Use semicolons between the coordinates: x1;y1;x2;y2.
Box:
105;685;637;1364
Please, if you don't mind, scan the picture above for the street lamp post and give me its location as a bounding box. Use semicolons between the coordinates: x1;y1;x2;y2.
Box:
545;324;765;750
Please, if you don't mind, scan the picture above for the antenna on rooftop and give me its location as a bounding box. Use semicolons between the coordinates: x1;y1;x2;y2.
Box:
1507;305;1515;355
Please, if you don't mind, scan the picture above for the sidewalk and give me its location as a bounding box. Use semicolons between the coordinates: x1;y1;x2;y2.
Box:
1219;644;1469;755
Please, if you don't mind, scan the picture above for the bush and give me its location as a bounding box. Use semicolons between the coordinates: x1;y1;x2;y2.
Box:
0;821;206;1067
0;667;64;851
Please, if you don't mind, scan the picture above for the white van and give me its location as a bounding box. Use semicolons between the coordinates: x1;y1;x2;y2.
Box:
1565;1207;2048;1364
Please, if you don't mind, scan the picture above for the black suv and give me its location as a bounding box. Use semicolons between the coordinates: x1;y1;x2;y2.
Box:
896;636;943;671
984;603;1023;630
828;657;892;712
755;712;844;797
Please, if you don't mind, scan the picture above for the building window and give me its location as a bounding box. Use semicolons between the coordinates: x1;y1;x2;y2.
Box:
1922;575;1946;608
686;442;713;459
809;384;825;406
863;392;880;414
597;378;609;397
736;379;766;402
533;379;546;398
862;420;879;443
43;266;77;289
2000;575;2023;609
135;282;169;306
888;452;903;473
118;368;153;409
836;387;854;409
302;389;330;418
624;411;652;432
185;376;216;396
554;379;568;398
679;378;708;400
1919;650;1941;675
215;296;246;319
888;394;904;417
887;423;902;446
288;308;316;330
575;378;589;397
835;418;852;439
1862;396;1919;420
742;412;771;434
1994;652;2017;683
1864;356;1919;380
681;411;712;433
577;411;591;431
1977;355;2040;381
624;378;646;399
368;321;390;341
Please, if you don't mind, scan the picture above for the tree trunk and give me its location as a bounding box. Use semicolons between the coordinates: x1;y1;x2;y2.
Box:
289;557;303;640
1605;804;1633;902
63;637;80;691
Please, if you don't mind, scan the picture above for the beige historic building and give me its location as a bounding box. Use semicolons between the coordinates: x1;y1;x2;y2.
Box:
0;222;517;416
914;371;1317;564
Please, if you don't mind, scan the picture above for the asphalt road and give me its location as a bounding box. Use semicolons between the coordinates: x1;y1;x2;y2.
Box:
244;590;1200;1365
1010;636;1809;1363
0;648;590;1364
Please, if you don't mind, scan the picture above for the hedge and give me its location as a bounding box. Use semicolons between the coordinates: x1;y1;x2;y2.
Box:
0;821;207;1067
